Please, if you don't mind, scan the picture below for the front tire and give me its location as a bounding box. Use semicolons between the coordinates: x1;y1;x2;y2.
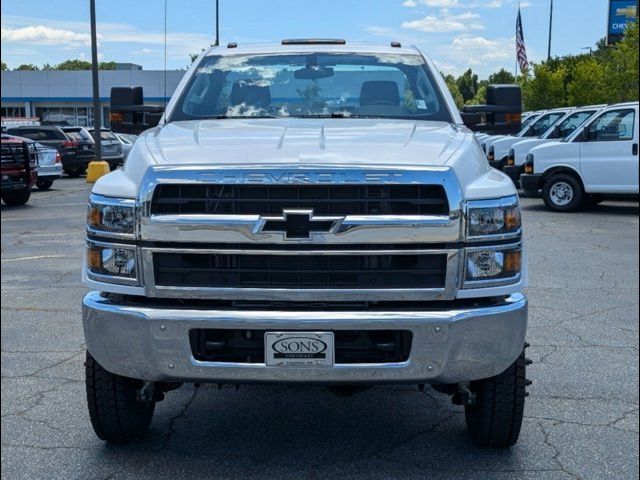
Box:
542;174;584;212
85;351;155;442
1;189;31;206
36;180;54;190
464;349;529;448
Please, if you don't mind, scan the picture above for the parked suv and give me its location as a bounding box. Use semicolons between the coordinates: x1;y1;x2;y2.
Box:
83;41;530;448
86;127;125;170
1;134;38;205
521;102;639;211
7;125;94;177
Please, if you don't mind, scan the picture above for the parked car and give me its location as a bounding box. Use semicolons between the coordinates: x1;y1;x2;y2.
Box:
503;105;605;185
487;107;572;170
521;101;639;211
86;128;124;170
1;134;38;205
6;125;94;177
33;142;63;190
114;132;136;160
83;40;530;447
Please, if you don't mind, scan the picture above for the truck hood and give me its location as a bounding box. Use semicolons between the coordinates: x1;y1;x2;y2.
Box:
94;118;518;200
144;118;464;168
511;138;553;165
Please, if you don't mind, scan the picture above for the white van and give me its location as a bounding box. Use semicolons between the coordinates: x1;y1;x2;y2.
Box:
488;108;571;170
503;105;605;185
478;111;543;153
520;102;639;211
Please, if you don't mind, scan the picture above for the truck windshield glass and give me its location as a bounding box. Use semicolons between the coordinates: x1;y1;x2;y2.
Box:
171;53;452;122
546;110;596;139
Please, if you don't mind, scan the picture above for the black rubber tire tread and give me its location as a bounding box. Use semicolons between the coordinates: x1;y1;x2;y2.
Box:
36;180;53;190
542;173;584;212
1;189;31;206
85;351;155;443
464;349;527;448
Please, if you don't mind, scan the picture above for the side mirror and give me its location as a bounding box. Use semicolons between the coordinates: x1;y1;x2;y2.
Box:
110;86;165;135
460;84;522;135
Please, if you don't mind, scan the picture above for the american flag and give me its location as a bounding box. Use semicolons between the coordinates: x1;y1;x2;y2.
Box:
516;7;529;72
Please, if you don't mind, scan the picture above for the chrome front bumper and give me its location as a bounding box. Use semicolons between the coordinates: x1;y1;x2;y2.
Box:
83;291;527;385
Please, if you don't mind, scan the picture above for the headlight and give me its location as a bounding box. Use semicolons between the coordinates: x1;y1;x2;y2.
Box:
87;194;135;237
524;154;534;174
87;241;138;283
464;246;522;286
487;146;494;161
467;196;521;239
507;148;515;165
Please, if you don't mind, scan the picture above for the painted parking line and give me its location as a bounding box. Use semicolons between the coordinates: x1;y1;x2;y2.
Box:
1;255;71;263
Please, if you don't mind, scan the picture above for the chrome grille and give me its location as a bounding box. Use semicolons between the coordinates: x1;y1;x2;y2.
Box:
151;184;449;216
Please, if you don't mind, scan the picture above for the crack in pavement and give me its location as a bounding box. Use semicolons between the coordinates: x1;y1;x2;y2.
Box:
160;386;200;450
538;421;581;480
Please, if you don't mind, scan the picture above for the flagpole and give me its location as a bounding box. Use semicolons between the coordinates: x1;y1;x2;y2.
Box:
547;0;553;61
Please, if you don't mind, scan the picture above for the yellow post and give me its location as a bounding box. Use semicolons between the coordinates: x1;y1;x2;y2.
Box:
86;161;111;183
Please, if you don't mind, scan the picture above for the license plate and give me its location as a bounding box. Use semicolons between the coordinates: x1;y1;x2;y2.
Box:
265;332;334;366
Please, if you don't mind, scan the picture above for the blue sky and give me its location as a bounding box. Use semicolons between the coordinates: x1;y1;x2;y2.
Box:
1;0;610;77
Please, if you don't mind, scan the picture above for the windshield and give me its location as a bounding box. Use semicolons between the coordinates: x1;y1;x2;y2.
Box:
546;110;596;139
64;129;92;141
171;53;452;122
520;111;566;137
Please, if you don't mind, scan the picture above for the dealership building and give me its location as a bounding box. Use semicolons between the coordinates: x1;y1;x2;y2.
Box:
0;66;185;127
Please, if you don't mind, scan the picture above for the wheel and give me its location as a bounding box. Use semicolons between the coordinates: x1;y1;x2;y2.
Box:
464;349;529;448
65;168;82;178
85;351;155;442
36;180;53;190
542;174;584;212
1;189;31;206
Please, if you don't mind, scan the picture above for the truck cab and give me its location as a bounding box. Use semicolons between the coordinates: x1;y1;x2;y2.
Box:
521;102;639;211
82;41;530;448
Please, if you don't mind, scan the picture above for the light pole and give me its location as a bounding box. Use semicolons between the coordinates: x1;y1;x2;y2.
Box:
89;0;102;162
214;0;219;46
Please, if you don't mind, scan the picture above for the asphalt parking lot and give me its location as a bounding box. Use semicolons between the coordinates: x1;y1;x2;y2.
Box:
1;178;638;480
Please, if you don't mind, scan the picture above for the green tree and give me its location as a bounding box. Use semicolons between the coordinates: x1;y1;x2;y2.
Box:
15;64;39;71
1;61;7;71
520;63;567;110
488;68;516;84
606;21;639;102
567;58;608;105
456;68;478;103
442;73;464;109
99;61;117;70
53;59;92;70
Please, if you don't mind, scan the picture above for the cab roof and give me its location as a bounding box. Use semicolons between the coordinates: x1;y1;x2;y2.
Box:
202;41;422;57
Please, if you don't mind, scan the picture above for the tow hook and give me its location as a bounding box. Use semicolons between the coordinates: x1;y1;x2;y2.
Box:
452;383;476;406
137;381;165;403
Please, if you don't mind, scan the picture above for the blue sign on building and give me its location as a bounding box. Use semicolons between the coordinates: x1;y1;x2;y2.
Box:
608;0;638;44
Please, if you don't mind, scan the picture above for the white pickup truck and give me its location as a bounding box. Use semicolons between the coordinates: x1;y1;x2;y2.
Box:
82;40;530;447
521;101;639;211
503;105;605;185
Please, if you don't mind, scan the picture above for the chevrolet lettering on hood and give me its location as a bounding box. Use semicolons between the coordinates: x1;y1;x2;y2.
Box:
196;171;408;184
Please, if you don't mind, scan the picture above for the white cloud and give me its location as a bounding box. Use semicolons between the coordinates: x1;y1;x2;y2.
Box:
402;0;419;6
1;25;92;46
402;10;484;32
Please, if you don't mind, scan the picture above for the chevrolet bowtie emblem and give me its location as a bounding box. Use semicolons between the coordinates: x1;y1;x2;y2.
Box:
257;209;344;240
